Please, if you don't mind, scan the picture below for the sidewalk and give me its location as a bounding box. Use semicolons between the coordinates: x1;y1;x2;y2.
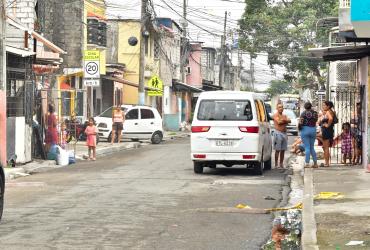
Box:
301;156;370;249
4;131;190;181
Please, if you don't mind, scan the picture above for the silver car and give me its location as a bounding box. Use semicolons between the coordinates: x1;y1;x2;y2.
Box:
284;109;299;136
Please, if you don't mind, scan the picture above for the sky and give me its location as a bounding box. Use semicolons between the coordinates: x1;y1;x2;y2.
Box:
106;0;285;90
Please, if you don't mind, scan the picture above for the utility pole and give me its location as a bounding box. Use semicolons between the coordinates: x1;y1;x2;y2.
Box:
219;11;227;88
181;0;187;83
237;49;242;91
250;55;254;91
138;0;148;105
0;0;6;167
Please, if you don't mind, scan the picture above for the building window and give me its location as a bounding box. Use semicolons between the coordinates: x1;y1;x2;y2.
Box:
154;41;160;59
87;18;107;47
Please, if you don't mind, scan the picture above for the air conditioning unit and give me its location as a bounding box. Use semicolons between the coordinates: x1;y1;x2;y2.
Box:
329;60;357;87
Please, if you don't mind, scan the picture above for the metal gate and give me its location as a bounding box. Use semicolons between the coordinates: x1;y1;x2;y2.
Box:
329;85;363;165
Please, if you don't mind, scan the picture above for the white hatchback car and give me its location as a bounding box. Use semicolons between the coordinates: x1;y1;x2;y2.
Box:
95;105;164;144
191;91;272;174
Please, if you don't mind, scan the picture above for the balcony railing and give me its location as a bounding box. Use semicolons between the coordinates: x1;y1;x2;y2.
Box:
339;0;350;8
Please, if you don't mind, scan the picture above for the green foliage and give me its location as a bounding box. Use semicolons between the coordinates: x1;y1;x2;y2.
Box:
266;80;296;97
239;0;338;87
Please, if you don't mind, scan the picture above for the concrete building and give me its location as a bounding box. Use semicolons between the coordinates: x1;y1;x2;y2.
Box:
106;19;158;106
155;18;183;130
40;0;107;117
5;0;65;163
309;0;370;170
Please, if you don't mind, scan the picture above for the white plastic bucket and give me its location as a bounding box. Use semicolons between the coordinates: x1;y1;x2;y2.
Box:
56;146;69;166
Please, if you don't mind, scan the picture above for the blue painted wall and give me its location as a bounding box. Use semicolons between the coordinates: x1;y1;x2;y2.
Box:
351;0;370;21
163;114;180;131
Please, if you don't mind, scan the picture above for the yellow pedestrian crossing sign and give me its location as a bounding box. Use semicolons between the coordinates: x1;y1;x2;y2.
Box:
147;76;163;96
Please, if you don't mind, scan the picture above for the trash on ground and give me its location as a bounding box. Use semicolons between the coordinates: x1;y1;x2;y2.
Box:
345;241;364;246
264;196;276;200
236;204;251;209
314;192;344;200
263;209;302;250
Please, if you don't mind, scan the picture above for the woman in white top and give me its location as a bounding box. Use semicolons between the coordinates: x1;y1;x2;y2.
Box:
111;105;125;144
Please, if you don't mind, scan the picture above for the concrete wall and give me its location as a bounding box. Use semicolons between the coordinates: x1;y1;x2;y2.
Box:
13;0;36;30
43;0;84;69
201;48;216;83
187;43;202;87
106;21;119;63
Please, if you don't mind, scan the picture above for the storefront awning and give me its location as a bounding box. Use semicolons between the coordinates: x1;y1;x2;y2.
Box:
103;76;139;88
172;80;203;93
6;45;35;57
308;45;370;61
202;81;223;91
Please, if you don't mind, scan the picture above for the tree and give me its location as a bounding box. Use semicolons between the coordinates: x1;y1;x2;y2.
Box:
266;80;296;98
239;0;338;89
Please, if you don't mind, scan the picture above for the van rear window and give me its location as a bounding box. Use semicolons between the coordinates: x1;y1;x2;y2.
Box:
197;100;253;121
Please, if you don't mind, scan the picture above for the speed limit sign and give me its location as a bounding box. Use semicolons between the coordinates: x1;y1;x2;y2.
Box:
83;50;100;79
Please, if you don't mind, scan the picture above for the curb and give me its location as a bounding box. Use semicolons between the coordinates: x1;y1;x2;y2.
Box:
78;142;141;158
302;167;319;250
5;142;141;182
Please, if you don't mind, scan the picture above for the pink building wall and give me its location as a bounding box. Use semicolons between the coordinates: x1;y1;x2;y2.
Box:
186;43;202;88
0;91;6;167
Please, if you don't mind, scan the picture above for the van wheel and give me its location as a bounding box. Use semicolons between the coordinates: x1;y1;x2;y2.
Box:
264;157;272;170
253;153;264;175
0;174;4;220
194;162;204;174
151;131;163;144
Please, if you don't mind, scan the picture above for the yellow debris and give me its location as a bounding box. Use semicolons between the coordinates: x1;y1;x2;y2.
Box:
265;202;303;212
314;192;344;200
236;204;251;209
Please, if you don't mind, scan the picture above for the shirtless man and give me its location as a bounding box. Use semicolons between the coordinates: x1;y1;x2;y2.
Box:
273;104;291;168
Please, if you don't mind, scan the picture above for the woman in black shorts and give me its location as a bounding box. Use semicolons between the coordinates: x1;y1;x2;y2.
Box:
320;101;335;167
111;105;125;144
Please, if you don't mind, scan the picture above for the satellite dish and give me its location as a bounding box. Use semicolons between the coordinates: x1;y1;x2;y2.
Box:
128;36;138;46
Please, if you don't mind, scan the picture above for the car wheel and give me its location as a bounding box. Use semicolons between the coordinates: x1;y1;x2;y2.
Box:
107;132;112;143
0;173;4;220
264;157;272;170
151;131;163;144
194;162;204;174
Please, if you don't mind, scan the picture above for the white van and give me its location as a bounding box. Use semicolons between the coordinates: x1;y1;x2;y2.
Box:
191;91;272;174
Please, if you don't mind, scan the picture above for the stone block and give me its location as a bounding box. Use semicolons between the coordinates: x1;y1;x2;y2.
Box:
15;12;28;18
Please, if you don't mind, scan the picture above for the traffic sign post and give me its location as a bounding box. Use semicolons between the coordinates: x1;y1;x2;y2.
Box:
83;50;100;117
83;50;100;86
147;76;163;96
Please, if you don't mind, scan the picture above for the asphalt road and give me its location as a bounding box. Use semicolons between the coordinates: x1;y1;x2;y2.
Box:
0;137;292;250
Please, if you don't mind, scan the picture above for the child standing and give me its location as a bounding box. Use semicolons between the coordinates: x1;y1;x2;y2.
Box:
85;117;98;161
334;122;352;164
60;122;68;149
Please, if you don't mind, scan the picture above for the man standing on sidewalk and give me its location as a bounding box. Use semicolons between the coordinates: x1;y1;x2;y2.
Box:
273;104;291;168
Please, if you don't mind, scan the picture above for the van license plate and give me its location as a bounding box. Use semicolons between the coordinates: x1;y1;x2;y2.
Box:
216;140;234;146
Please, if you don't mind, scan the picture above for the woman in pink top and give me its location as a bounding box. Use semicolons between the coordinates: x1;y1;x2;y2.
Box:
85;117;98;161
111;105;125;144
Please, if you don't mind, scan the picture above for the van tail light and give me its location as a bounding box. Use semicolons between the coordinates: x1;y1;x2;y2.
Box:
239;126;259;133
191;126;210;133
193;154;206;159
243;155;256;159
